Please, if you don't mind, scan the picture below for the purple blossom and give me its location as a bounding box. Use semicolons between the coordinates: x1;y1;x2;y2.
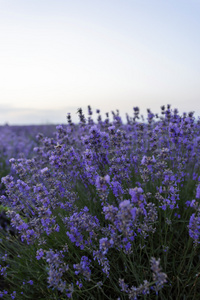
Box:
73;256;92;281
188;213;200;245
196;184;200;199
36;249;45;260
99;237;114;255
95;174;110;191
10;291;16;299
141;156;147;165
150;257;167;291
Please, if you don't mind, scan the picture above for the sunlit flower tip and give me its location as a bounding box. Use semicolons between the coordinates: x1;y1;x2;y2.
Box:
9;158;15;163
119;199;130;209
137;187;144;194
104;175;110;184
141;156;146;165
40;167;49;174
152;155;156;163
90;125;98;133
108;125;115;131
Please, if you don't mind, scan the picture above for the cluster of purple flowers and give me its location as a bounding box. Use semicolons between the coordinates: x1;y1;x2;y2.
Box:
1;105;200;298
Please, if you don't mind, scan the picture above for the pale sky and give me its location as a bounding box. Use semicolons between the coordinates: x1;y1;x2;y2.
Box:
0;0;200;124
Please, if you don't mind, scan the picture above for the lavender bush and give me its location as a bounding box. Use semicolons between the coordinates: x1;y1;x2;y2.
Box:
0;125;56;191
0;105;200;299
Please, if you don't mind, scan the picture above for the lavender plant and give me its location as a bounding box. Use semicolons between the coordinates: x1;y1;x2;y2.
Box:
0;106;200;299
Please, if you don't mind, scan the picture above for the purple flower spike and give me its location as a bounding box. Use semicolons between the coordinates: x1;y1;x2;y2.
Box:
196;184;200;199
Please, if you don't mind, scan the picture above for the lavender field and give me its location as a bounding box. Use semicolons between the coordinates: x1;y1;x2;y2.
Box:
0;105;200;299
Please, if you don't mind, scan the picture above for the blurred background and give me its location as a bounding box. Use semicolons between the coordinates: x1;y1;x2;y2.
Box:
0;0;200;124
